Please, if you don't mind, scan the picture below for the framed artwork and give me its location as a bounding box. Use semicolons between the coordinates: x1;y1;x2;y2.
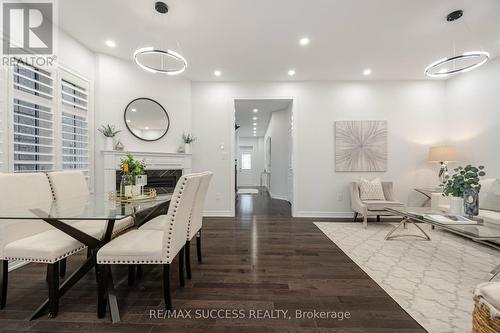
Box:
335;120;387;172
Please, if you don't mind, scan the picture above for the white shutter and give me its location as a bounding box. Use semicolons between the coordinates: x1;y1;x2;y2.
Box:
12;61;55;173
60;72;89;175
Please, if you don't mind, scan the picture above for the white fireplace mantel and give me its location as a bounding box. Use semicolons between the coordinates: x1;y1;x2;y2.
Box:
102;150;192;193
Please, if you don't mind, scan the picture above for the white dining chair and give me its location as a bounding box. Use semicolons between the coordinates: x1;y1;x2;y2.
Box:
0;173;101;317
96;174;200;315
47;171;135;236
141;172;213;279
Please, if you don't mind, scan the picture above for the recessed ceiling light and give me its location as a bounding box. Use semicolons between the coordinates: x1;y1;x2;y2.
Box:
253;109;258;113
253;123;257;126
214;70;221;76
145;126;150;130
288;69;296;76
131;108;137;112
363;69;372;76
126;119;131;123
299;37;310;46
253;127;257;130
105;40;116;48
253;117;257;120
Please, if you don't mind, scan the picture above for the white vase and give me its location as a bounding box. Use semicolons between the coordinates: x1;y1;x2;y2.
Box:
184;143;191;154
450;196;463;215
105;137;114;151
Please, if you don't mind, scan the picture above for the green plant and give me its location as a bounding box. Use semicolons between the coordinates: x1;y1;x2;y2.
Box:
182;133;196;144
442;164;486;197
120;153;146;177
98;124;120;138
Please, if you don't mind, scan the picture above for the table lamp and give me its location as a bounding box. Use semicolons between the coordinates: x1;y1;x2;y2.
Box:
428;146;457;184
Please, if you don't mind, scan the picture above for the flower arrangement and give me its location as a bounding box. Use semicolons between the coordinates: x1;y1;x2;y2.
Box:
182;133;196;144
98;124;120;138
120;153;146;177
442;164;486;197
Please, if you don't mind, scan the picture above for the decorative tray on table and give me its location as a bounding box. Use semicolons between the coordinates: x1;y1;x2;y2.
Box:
108;188;157;202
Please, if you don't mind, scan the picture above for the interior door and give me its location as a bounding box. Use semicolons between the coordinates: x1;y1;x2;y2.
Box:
238;147;254;187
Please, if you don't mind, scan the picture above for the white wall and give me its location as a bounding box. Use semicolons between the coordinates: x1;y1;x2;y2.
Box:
94;54;192;193
237;136;265;187
264;107;292;201
445;57;500;178
192;81;447;217
57;31;95;81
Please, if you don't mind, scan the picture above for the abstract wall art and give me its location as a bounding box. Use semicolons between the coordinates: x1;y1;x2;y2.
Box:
335;120;387;172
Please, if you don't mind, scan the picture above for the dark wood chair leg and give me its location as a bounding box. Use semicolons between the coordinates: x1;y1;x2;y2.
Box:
87;248;92;258
47;262;60;318
353;212;358;222
128;265;136;286
196;230;202;264
137;265;143;279
163;264;172;310
1;260;8;309
377;215;380;222
96;264;108;318
179;247;185;287
185;240;192;280
59;258;67;278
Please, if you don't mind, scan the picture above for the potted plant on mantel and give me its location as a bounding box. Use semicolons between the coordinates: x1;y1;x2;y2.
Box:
182;133;196;154
98;124;120;151
442;164;486;216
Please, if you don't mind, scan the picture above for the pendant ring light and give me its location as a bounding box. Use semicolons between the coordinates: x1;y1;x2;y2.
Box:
133;47;187;75
424;10;489;78
133;2;188;75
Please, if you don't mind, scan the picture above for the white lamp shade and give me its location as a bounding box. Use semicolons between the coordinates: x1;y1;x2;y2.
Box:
428;146;457;162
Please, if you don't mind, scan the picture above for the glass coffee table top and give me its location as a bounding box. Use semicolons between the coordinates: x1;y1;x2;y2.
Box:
386;206;500;241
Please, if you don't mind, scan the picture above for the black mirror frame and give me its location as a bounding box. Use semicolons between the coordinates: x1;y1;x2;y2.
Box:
124;97;170;142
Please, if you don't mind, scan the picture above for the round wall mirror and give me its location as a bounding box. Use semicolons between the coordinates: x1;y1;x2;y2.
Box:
124;98;170;141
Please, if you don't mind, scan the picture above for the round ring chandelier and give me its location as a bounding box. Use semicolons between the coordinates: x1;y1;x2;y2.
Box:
424;10;489;78
424;51;490;78
133;47;187;75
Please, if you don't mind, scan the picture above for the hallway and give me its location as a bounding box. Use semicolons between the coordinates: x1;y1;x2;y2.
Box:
236;187;291;219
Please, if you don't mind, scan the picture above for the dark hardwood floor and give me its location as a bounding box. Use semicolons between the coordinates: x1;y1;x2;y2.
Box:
0;188;425;332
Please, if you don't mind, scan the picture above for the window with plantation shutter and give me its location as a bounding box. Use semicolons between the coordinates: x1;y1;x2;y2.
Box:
5;61;93;183
12;61;55;173
60;72;89;175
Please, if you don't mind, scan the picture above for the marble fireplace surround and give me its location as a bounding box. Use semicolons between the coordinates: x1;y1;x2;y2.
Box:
314;222;499;333
102;150;192;194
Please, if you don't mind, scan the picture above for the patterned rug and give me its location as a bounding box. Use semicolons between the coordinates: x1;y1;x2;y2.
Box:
314;222;499;333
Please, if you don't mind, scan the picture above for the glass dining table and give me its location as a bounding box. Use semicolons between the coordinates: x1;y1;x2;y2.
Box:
0;192;172;322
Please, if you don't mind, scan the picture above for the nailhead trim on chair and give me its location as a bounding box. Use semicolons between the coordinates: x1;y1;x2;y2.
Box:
98;259;165;264
6;245;86;264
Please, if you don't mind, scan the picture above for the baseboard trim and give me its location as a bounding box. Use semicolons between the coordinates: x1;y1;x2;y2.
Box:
203;210;234;217
294;211;354;218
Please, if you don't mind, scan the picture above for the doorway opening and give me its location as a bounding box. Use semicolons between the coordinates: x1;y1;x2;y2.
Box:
233;98;294;216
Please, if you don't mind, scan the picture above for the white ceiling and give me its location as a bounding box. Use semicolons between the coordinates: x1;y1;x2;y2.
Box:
235;99;292;137
59;0;500;81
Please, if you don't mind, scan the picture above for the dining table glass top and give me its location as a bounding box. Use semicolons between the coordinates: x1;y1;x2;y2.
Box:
0;192;173;221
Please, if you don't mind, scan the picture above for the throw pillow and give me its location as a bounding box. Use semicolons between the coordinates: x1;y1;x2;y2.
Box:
481;179;500;212
359;178;386;201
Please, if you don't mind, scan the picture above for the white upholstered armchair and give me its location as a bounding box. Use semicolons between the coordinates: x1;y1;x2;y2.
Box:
350;181;404;228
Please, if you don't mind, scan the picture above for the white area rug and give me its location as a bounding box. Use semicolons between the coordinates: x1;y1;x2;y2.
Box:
314;222;499;333
237;189;259;194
